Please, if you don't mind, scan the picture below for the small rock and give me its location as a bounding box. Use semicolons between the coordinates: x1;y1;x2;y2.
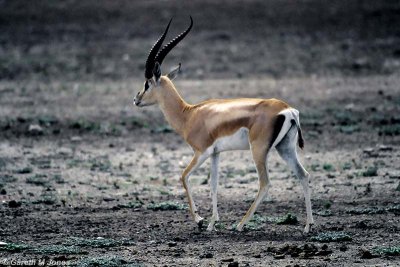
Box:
316;249;333;256
173;237;186;242
345;103;355;110
0;188;6;195
228;262;239;267
378;145;392;151
103;197;115;202
273;254;285;259
28;124;44;135
352;58;370;70
0;242;7;246
168;241;177;247
200;252;213;259
363;147;374;154
70;136;82;142
360;249;375;259
339;244;348;251
388;171;400;179
58;147;72;155
8;200;22;208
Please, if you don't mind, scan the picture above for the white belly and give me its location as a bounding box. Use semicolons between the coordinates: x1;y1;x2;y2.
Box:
212;127;250;153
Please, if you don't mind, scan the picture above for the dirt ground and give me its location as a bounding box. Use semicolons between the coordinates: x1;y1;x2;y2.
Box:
1;1;400;266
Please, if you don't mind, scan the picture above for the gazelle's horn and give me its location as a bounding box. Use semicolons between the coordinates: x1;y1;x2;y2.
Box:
154;16;193;67
144;18;172;79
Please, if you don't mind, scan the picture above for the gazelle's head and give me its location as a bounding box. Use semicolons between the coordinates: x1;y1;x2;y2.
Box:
133;17;193;107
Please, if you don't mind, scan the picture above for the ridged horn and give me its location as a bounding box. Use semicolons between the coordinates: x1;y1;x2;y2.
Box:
154;16;193;67
145;18;172;79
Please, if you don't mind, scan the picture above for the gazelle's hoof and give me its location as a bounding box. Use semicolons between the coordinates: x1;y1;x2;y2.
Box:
196;217;204;229
303;223;314;234
236;223;244;232
206;220;219;231
206;224;215;231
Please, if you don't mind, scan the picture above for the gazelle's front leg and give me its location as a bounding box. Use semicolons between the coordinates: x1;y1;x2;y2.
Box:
207;152;220;231
181;151;209;226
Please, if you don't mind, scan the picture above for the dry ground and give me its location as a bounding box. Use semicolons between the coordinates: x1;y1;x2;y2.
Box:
0;1;400;266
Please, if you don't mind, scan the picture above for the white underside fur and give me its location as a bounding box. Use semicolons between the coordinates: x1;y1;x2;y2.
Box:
202;108;300;156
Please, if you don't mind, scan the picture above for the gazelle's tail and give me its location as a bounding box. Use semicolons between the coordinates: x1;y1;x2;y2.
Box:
290;109;304;149
270;108;305;150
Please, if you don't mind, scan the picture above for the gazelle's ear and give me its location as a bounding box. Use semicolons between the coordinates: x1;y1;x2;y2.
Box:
153;62;161;83
167;63;181;80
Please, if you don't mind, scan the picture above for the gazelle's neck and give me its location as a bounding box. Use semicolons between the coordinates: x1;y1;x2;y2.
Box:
157;77;192;136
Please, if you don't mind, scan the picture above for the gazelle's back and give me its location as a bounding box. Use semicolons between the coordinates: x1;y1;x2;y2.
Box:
184;98;290;151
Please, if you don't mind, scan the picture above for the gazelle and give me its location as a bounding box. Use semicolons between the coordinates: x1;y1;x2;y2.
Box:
133;17;314;233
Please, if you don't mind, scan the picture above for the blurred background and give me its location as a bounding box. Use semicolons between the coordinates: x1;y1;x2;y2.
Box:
1;0;400;81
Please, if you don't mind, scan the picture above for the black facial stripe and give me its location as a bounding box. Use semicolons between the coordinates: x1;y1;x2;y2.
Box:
144;81;149;91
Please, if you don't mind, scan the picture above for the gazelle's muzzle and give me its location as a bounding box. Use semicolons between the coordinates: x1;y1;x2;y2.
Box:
133;92;142;106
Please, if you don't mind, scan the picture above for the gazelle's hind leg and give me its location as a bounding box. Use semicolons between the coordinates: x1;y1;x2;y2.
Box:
237;142;270;231
207;152;220;231
276;123;314;233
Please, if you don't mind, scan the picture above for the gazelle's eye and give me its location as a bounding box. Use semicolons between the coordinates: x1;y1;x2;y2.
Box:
144;81;149;91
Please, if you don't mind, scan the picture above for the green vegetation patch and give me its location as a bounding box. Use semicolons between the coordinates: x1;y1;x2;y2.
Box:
346;205;400;215
64;237;134;248
276;213;298;225
338;125;360;134
310;164;320;172
89;157;112;172
322;164;335;172
147;201;187;211
214;222;226;230
151;125;173;133
0;157;6;170
387;204;400;214
301;112;324;126
362;166;378;177
380;124;400;136
0;243;30;252
310;232;352;243
38;115;58;126
241;213;298;230
346;207;386;215
125;117;148;128
333;111;358;126
0;174;17;184
32;245;82;255
32;192;58;205
75;256;142;267
30;158;51;169
13;167;33;174
69;119;101;132
342;162;352;170
315;210;333;217
53;174;65;184
373;246;400;256
244;214;270;230
117;201;143;209
26;174;48;186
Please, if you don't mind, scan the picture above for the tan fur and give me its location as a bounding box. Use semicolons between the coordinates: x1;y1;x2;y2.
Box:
145;77;290;152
